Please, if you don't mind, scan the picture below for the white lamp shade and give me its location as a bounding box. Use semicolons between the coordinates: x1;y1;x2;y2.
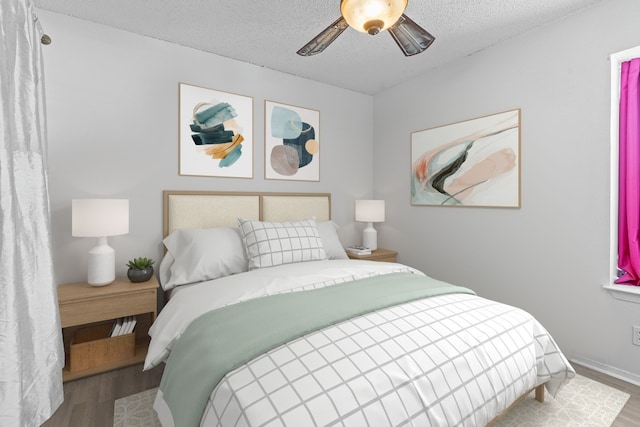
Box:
341;0;407;34
355;199;385;223
72;199;129;237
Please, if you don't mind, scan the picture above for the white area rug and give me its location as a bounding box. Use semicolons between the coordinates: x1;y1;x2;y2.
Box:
114;374;629;426
492;374;629;427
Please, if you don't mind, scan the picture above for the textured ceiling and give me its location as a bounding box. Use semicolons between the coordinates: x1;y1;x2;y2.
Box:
33;0;603;95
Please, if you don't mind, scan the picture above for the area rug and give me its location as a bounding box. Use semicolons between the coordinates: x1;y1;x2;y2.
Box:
113;374;629;426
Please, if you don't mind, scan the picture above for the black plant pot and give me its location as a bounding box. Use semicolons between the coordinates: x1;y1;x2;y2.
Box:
127;267;154;283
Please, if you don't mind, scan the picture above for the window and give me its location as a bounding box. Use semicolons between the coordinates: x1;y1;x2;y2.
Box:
605;46;640;303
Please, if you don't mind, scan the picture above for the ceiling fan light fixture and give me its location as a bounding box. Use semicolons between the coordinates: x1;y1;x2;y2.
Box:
297;0;433;57
340;0;407;35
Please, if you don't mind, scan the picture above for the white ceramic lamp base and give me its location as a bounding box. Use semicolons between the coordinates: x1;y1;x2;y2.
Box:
87;236;115;286
362;222;378;251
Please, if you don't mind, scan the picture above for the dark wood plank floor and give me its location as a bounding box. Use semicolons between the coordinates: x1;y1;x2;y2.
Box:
42;363;638;426
42;364;164;427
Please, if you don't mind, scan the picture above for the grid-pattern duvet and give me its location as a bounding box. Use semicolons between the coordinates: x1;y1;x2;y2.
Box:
193;293;573;426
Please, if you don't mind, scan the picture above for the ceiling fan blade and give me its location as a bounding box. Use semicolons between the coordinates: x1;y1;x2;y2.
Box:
388;14;435;56
297;17;349;56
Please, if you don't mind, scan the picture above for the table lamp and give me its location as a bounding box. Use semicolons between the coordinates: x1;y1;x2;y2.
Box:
355;199;385;251
72;199;129;286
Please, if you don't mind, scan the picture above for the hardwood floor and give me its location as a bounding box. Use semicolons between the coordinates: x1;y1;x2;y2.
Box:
42;363;639;426
42;363;164;427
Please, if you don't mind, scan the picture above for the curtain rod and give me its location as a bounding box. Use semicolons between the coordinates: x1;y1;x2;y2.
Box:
41;34;51;45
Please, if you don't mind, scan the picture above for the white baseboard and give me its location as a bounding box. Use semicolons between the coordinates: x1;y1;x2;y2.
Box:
571;355;640;387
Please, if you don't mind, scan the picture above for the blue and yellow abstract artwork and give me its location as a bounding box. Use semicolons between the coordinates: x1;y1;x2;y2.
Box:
179;83;253;178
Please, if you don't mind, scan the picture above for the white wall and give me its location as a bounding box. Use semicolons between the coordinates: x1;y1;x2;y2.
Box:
373;0;640;380
39;11;374;285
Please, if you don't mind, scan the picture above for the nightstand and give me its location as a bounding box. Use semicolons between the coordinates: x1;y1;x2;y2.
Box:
57;276;158;382
347;248;397;263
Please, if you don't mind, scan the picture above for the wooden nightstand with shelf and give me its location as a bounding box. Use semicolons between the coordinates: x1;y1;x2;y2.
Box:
347;248;397;263
57;276;158;382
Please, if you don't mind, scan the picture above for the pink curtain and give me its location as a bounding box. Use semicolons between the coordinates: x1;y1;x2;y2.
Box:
616;58;640;285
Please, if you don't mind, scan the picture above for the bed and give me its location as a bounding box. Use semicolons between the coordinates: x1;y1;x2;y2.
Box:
145;190;575;427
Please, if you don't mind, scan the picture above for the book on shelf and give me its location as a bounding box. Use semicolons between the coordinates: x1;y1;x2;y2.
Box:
122;316;132;335
109;316;137;337
124;316;137;335
109;319;118;336
346;245;372;255
110;318;123;337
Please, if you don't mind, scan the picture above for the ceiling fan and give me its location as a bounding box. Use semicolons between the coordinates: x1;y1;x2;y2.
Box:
297;0;435;57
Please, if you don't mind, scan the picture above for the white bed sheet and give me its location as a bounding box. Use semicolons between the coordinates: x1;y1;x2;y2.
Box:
149;261;575;427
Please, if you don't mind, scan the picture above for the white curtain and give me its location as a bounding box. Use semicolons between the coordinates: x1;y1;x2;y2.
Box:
0;1;64;426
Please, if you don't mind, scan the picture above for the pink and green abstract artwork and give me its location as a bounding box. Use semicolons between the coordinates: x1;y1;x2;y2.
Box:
411;109;520;207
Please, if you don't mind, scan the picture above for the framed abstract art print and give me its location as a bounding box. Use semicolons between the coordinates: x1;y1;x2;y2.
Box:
411;109;521;208
265;100;320;181
179;83;253;178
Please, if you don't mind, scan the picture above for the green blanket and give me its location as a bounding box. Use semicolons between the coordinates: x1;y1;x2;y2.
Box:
159;272;475;427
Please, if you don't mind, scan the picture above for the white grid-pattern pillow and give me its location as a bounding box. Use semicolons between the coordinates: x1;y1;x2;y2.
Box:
237;217;327;269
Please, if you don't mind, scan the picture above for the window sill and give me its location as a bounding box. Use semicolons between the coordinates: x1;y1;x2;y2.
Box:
603;284;640;304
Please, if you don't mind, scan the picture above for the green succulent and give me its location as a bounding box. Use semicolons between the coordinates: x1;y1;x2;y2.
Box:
126;257;155;270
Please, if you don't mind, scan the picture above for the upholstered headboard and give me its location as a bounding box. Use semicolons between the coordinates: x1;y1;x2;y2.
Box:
163;190;331;237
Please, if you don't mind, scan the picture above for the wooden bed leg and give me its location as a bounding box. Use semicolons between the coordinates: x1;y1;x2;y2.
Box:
486;384;546;426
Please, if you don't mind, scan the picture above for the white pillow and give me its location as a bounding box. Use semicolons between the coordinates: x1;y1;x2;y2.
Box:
237;217;327;269
158;250;175;288
317;220;348;260
161;227;248;290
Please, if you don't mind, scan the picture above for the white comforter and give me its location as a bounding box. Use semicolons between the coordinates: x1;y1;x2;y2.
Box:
147;260;575;427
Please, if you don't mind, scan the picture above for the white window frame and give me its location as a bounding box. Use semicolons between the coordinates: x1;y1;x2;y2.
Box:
604;45;640;303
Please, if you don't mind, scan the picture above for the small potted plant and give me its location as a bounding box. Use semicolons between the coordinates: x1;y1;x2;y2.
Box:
126;257;155;283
